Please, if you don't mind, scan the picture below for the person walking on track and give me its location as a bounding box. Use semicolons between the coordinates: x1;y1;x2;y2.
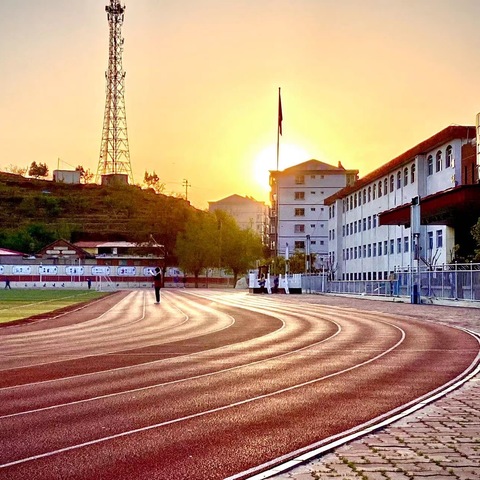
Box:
151;267;162;303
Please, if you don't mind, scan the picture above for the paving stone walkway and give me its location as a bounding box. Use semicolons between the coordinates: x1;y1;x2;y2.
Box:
269;295;480;480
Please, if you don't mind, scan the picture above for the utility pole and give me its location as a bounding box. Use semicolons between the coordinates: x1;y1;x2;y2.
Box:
182;179;191;201
96;0;133;184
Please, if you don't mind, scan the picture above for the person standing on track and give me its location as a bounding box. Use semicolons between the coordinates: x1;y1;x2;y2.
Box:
151;267;162;303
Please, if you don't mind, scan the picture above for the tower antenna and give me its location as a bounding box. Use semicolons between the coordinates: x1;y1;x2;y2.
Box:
96;0;134;184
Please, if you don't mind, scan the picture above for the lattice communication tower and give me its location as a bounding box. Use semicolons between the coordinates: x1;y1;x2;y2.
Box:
96;0;133;184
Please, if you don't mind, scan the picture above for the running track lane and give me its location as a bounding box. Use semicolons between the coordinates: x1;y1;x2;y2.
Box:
0;289;478;480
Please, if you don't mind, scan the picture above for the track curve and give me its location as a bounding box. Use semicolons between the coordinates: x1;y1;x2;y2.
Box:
0;289;478;480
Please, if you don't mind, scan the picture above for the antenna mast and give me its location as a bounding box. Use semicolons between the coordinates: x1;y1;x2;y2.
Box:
96;0;133;184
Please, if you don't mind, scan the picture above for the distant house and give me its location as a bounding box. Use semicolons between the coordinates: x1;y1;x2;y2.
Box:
36;239;93;262
53;170;81;184
208;194;270;245
0;247;24;257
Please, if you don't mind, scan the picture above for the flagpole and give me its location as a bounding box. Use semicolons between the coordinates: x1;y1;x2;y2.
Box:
276;87;282;171
275;87;282;259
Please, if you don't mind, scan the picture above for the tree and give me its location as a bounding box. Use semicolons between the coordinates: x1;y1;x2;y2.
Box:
472;218;480;261
175;211;220;287
28;161;49;178
4;164;27;176
143;170;165;194
214;210;264;286
75;165;94;184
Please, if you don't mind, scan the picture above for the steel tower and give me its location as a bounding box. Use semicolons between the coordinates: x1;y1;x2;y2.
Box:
96;0;133;184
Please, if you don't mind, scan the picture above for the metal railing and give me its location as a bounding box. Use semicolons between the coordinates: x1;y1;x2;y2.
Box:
303;263;480;303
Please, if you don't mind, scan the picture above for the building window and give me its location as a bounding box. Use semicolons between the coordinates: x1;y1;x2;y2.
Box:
378;180;382;197
295;241;305;249
373;184;377;200
294;224;305;233
404;236;409;253
446;145;453;168
363;245;367;257
295;175;305;184
390;239;394;254
404;167;408;186
436;229;443;248
354;222;358;234
311;207;316;212
390;175;394;192
363;189;367;203
411;164;416;183
354;246;358;259
368;216;372;229
428;231;434;250
354;193;358;208
310;224;315;228
367;186;371;202
427;155;433;175
396;171;401;189
378;241;382;256
397;238;402;254
294;191;305;200
294;208;305;216
384;240;388;255
372;215;377;228
363;218;367;231
358;192;362;206
373;243;377;257
368;244;372;257
436;151;442;172
384;178;388;195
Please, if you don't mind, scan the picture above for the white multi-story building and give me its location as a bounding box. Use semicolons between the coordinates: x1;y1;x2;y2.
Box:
326;125;480;281
269;160;358;263
208;194;270;245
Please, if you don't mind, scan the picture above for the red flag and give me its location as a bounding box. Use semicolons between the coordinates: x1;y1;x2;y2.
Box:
278;89;283;135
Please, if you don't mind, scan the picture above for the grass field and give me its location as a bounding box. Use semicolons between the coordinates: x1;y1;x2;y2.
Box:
0;290;111;324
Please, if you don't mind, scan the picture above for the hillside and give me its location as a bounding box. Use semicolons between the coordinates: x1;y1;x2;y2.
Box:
0;172;196;254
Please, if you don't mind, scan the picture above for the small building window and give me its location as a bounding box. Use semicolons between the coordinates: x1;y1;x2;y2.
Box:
428;231;434;250
411;164;416;183
390;175;394;192
436;151;442;172
436;229;443;248
368;186;372;202
427;155;433;176
294;208;305;216
396;171;401;189
446;145;453;168
378;180;382;197
294;224;305;233
404;236;409;253
295;175;305;184
295;241;305;249
373;184;377;200
404;167;408;186
294;191;305;200
397;238;402;254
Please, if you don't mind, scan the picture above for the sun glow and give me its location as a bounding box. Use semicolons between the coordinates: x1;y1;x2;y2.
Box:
252;143;312;194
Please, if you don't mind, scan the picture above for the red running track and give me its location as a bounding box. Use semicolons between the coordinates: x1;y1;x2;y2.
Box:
0;289;478;480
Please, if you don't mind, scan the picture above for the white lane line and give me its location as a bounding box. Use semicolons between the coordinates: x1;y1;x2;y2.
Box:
0;315;338;419
0;320;406;469
0;292;148;370
231;330;480;480
0;292;237;390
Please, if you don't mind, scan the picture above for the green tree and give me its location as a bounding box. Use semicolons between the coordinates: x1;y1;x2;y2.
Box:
472;218;480;261
28;161;49;178
175;211;220;287
214;210;264;286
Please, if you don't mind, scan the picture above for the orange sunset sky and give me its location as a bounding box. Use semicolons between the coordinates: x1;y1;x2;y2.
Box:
1;0;480;209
